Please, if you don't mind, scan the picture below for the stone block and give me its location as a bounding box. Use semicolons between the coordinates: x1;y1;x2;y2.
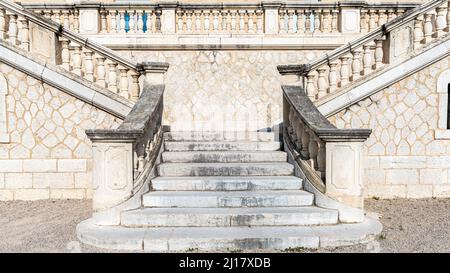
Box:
23;159;57;172
379;156;427;169
0;160;23;172
432;185;450;197
365;169;385;184
74;172;92;188
0;189;13;201
5;173;32;189
406;184;433;198
14;189;49;200
57;159;87;172
50;189;86;199
33;173;74;189
385;169;418;184
0;173;4;188
364;184;407;198
420;169;447;184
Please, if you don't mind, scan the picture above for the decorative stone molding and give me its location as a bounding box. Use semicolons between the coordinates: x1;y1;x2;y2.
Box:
0;73;9;143
282;85;371;222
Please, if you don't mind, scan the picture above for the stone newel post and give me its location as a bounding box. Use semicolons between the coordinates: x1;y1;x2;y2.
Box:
78;3;101;34
339;1;364;34
262;1;282;34
140;61;170;85
160;2;177;34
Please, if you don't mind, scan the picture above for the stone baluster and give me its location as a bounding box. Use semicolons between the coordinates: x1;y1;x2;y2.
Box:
213;10;220;32
238;10;246;33
230;10;237;32
221;10;228;32
328;60;338;93
339;55;350;87
107;61;118;93
296;10;304;34
447;0;450;32
204;10;211;32
109;10;117;33
43;10;51;19
294;118;304;150
435;6;447;37
6;12;18;45
306;71;316;100
308;133;319;170
154;10;162;33
256;10;263;33
313;10;321;33
73;10;79;33
0;8;5;39
177;10;183;32
18;17;29;51
128;11;136;33
71;43;82;76
130;71;140;102
387;9;396;22
194;10;202;32
322;10;330;33
363;43;373;75
317;66;328;99
247;10;255;34
119;66;129;99
374;36;385;69
396;9;405;18
62;10;70;29
137;11;144;33
378;10;386;26
279;9;286;34
300;127;310;158
186;11;193;32
60;38;70;70
146;10;153;33
305;10;311;34
287;10;295;34
316;139;326;180
53;10;61;25
331;9;338;33
360;10;367;33
368;10;376;31
352;48;362;80
119;10;126;33
414;15;424;49
83;48;94;81
424;12;433;43
95;55;106;88
99;9;107;33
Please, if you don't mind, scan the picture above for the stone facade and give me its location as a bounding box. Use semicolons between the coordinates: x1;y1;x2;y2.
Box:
124;50;325;132
0;62;122;201
329;56;450;199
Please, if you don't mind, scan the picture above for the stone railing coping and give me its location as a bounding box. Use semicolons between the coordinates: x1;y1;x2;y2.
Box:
86;84;165;141
277;0;443;76
0;0;140;71
283;85;371;142
18;0;420;10
139;62;170;73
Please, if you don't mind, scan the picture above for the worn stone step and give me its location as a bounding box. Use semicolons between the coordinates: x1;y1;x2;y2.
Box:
142;190;314;208
161;151;287;163
157;163;294;176
121;207;338;227
164;131;277;142
77;217;383;251
151;176;303;191
164;141;280;151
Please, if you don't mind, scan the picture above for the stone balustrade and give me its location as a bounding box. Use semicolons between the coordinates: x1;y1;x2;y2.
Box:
282;85;371;212
85;65;168;223
0;0;145;102
20;1;419;36
278;0;450;103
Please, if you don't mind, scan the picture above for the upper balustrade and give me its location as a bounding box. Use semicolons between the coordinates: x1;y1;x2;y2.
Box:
278;0;450;104
19;1;418;37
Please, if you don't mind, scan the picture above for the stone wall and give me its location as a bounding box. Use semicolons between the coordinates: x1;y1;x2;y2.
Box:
329;56;450;199
123;50;325;132
0;62;122;201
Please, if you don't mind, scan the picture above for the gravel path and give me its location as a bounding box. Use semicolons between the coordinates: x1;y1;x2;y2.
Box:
0;198;449;253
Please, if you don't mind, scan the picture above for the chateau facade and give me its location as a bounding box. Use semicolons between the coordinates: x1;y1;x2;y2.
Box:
0;0;449;250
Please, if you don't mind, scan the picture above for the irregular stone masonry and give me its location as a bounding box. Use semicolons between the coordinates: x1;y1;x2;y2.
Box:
329;56;450;198
0;62;122;201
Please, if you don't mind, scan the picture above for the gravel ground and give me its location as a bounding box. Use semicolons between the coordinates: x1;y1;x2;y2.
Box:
0;198;449;253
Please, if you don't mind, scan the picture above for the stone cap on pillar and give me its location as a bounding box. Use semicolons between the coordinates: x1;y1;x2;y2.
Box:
261;1;283;9
138;61;170;74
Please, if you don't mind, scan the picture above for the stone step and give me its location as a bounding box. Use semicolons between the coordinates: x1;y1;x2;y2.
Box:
164;141;280;151
142;190;314;208
77;217;383;251
121;207;338;227
164;131;277;142
161;151;287;163
151;176;303;191
157;163;294;176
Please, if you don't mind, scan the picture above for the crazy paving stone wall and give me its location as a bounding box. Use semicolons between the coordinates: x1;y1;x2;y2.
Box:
0;62;122;200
